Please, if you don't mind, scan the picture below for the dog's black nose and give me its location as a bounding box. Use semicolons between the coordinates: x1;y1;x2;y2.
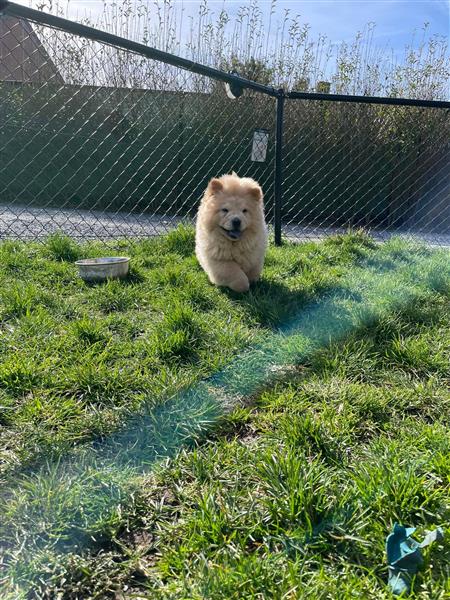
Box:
232;217;241;229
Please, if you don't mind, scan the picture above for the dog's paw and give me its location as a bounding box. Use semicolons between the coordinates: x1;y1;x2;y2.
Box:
229;278;250;293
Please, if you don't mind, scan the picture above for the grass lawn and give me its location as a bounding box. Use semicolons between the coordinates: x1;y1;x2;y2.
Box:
0;227;449;598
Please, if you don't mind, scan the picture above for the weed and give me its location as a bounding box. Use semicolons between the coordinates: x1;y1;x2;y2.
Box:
44;232;81;262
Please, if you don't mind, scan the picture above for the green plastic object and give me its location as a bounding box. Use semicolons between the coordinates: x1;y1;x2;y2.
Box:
386;523;444;595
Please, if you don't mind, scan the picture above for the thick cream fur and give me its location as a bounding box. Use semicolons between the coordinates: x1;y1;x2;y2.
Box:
195;173;268;292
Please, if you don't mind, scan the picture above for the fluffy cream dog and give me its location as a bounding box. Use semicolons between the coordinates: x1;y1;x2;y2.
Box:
195;173;268;292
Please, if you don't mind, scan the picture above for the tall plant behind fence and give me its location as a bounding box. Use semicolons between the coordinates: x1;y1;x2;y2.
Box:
0;1;449;244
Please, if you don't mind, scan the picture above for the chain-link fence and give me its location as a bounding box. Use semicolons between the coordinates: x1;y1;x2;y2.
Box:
1;1;449;246
283;99;449;244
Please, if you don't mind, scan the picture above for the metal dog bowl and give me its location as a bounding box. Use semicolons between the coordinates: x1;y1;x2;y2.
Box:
75;257;130;282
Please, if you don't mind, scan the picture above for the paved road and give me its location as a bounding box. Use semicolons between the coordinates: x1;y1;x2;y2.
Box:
0;204;182;240
1;204;449;247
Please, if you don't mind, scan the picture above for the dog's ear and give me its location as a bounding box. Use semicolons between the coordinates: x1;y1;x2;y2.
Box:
231;170;238;177
248;183;263;201
208;178;223;194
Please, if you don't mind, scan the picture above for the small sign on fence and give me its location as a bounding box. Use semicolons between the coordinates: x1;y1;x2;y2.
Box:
251;128;269;162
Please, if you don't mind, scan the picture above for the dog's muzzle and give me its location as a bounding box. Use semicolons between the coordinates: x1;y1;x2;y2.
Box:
222;218;242;241
221;226;242;240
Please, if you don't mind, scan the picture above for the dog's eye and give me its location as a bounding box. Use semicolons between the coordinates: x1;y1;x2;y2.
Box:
242;209;248;213
221;208;229;213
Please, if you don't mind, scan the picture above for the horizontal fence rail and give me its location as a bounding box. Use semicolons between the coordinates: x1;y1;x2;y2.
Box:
0;0;449;246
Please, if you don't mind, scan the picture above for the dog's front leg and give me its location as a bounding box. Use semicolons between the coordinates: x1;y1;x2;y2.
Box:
208;260;250;292
245;261;264;283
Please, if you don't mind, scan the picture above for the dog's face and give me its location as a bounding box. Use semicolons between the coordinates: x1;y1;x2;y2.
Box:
201;174;264;241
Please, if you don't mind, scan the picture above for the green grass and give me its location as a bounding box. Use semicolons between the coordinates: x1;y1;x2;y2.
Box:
0;228;449;598
0;229;370;478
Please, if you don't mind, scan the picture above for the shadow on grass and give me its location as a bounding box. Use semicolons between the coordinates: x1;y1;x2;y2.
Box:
221;278;325;328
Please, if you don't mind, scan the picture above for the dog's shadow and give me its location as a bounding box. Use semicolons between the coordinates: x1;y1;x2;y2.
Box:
223;275;359;329
221;278;314;329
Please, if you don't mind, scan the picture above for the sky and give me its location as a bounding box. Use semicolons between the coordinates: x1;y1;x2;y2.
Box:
14;0;450;58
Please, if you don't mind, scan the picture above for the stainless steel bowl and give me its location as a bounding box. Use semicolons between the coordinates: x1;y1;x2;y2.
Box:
75;257;130;282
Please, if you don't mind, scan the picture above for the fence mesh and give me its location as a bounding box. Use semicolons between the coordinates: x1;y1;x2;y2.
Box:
0;7;449;245
283;99;449;244
0;12;275;240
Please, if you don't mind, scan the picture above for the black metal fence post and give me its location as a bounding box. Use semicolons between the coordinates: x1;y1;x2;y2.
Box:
274;89;285;246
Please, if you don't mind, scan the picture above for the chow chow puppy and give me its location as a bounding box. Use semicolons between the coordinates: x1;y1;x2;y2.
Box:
195;173;268;292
